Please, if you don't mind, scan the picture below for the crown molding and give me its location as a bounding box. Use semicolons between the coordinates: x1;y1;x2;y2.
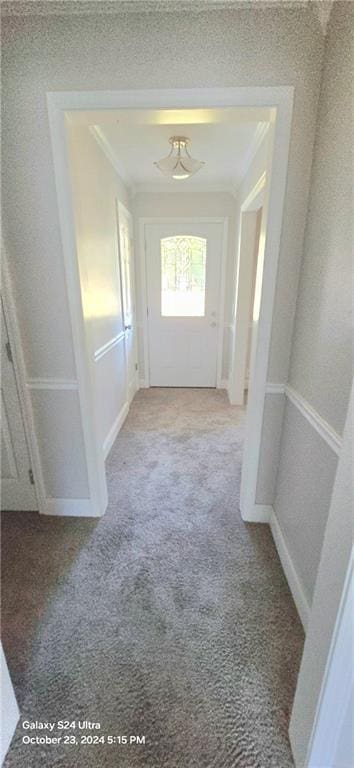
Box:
89;125;134;189
233;121;270;194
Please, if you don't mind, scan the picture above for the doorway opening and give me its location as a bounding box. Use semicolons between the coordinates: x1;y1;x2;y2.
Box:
47;88;293;520
143;219;227;388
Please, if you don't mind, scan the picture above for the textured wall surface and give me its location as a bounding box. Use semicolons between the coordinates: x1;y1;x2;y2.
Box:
1;5;324;505
273;1;353;610
274;400;338;603
68;125;131;451
288;3;353;435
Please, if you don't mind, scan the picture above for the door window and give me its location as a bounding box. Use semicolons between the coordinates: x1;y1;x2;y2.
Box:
160;235;207;317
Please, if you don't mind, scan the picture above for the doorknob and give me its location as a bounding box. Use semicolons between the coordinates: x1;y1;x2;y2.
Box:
125;324;132;331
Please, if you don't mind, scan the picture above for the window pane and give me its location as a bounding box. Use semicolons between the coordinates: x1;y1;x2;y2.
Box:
161;236;207;317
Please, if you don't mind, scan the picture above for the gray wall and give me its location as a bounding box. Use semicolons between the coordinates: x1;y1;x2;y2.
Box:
274;2;353;607
1;5;324;505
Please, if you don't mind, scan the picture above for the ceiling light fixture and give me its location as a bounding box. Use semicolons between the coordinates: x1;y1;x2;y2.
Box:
154;136;205;180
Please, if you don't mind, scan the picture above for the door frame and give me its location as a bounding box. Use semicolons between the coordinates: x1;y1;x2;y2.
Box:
47;87;294;518
228;171;266;405
1;245;44;513
116;199;139;403
139;216;228;389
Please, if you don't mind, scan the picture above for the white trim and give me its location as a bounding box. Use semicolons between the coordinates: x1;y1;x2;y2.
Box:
286;385;342;456
138;219;151;387
94;332;125;363
238;94;294;521
237;126;270;190
218;378;229;390
47;86;294;523
244;503;273;523
47;94;108;518
43;497;102;517
47;87;294;112
1;395;19;479
139;216;228;389
139;378;149;389
270;509;310;631
103;401;129;460
216;218;229;388
1;249;45;514
27;377;78;390
265;381;285;394
306;554;354;766
229;189;266;406
241;171;267;212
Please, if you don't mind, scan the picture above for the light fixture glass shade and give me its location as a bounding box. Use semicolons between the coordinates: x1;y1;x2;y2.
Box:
154;136;205;180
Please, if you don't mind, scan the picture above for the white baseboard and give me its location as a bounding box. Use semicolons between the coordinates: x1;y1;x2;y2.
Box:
128;380;138;405
103;401;129;460
241;503;272;523
218;378;229;390
270;509;310;631
42;498;102;517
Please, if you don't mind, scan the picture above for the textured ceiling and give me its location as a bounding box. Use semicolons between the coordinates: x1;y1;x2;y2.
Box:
1;0;312;16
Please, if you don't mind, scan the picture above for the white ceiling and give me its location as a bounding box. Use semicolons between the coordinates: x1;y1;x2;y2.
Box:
88;109;270;194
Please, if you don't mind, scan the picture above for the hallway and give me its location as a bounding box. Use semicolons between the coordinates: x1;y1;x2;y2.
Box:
2;389;304;768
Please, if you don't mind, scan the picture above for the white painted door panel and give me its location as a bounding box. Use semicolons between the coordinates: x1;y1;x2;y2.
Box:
1;299;37;510
145;222;223;387
117;201;137;403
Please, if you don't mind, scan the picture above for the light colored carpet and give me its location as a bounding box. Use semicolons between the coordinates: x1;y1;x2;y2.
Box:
2;388;304;767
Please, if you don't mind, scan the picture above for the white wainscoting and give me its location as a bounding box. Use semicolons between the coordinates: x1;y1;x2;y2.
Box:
26;378;100;516
252;381;343;630
103;402;129;460
93;331;131;460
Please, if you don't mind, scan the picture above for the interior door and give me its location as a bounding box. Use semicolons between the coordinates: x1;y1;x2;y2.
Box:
1;299;37;511
117;201;137;403
145;221;223;387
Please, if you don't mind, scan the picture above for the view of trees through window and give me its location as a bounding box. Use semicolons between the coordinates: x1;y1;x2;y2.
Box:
161;235;207;316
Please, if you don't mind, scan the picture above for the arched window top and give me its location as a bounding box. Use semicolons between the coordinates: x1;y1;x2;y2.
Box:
161;235;207;317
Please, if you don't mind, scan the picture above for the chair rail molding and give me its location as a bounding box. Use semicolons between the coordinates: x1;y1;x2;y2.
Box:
265;382;342;455
285;385;342;456
94;332;126;363
27;378;79;390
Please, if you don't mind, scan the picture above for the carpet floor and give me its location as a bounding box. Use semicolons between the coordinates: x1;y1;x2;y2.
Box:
2;388;304;768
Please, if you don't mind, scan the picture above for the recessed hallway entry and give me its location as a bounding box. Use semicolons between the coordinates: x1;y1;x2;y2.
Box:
2;389;304;768
145;221;225;387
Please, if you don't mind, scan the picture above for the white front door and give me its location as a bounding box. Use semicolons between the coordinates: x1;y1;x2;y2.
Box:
145;221;223;387
117;201;138;403
1;299;37;510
